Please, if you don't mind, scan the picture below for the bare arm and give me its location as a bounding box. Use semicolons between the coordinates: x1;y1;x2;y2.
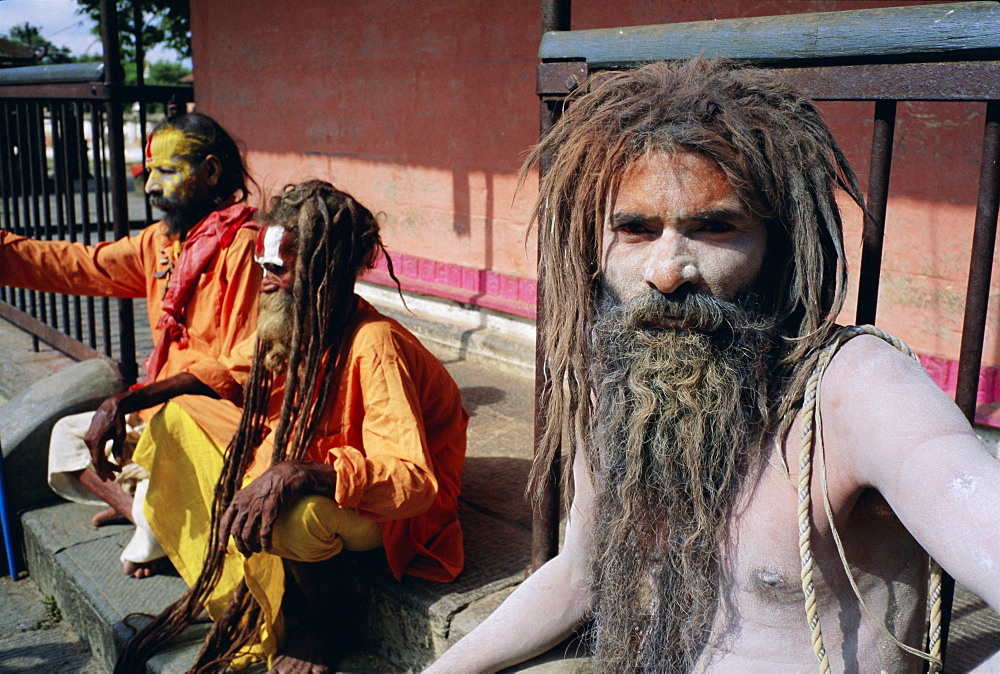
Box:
821;336;1000;666
425;448;595;674
84;373;216;480
219;460;337;556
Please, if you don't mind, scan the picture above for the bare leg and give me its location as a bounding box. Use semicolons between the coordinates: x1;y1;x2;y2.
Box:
76;469;134;526
75;469;169;579
269;556;358;673
90;507;130;527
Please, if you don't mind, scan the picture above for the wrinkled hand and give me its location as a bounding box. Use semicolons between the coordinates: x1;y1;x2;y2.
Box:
219;461;333;557
83;393;128;481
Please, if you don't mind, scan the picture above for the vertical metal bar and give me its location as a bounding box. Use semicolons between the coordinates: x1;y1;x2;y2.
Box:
133;1;146;91
856;100;897;325
72;102;88;342
101;0;139;384
541;0;571;35
19;102;42;348
0;100;10;307
2;103;24;315
532;0;573;570
39;102;57;332
133;0;153;225
944;99;1000;664
91;106;111;355
56;103;73;335
0;100;11;240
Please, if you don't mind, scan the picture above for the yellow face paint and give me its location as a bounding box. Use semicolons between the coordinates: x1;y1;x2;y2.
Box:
144;128;211;203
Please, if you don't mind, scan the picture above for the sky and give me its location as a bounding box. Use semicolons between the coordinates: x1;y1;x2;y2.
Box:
0;0;186;64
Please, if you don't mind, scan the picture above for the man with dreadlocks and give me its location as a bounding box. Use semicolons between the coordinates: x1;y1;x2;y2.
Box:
117;180;467;673
429;59;1000;672
0;112;260;579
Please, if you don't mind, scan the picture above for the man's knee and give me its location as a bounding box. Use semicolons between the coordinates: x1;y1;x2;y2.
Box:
269;495;382;563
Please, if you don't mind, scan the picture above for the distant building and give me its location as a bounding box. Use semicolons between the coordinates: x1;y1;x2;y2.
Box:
0;37;44;67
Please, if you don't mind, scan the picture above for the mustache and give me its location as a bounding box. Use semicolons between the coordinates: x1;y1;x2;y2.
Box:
596;285;773;336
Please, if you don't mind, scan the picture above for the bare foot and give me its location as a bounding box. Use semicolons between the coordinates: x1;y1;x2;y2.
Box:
122;557;172;579
268;653;330;673
269;621;335;673
91;507;129;528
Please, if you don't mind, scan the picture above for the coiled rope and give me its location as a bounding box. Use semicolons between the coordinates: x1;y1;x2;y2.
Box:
797;324;944;673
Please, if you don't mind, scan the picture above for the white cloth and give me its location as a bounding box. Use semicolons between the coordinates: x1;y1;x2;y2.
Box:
121;477;166;564
46;410;163;563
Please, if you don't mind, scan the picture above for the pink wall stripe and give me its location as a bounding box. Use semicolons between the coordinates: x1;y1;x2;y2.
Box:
366;251;536;319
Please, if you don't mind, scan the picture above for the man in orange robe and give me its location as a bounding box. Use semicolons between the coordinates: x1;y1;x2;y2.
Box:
121;180;467;673
0;112;260;577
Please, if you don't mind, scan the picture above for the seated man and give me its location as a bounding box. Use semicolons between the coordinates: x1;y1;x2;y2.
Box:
428;59;1000;672
117;180;468;673
0;112;259;577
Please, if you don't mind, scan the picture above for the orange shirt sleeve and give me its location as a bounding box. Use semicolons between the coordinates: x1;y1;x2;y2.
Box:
218;333;258;393
0;229;148;298
315;328;441;522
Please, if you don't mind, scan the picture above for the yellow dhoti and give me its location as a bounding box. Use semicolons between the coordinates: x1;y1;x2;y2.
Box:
135;403;382;663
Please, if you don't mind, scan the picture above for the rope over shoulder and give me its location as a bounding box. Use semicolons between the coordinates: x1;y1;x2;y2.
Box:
796;324;944;674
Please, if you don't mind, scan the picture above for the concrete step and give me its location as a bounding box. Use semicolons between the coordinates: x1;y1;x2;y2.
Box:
18;486;540;672
21;502;208;673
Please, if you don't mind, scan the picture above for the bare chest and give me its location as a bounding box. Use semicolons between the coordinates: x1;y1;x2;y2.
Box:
698;446;930;672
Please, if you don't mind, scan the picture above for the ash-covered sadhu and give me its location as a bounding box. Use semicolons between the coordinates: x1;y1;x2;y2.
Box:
118;180;468;673
429;58;1000;673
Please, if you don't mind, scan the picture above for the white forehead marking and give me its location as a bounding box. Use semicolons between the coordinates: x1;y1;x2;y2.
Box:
255;226;285;267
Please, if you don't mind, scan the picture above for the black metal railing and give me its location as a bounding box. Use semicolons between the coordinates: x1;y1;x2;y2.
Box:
0;0;192;385
0;91;121;366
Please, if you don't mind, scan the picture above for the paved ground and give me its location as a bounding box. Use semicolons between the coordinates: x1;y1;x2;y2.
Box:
0;575;100;674
0;320;102;673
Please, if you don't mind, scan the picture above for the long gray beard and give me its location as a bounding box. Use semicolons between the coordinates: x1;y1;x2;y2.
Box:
257;290;294;374
587;289;777;673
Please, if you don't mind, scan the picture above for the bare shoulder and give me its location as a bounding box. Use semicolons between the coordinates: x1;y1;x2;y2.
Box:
816;331;981;488
821;333;928;390
818;333;961;423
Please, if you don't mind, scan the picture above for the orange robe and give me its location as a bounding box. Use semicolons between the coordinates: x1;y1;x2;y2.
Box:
220;297;468;582
0;205;260;444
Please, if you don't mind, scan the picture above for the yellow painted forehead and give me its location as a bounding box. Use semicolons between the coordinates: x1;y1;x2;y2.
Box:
146;128;210;166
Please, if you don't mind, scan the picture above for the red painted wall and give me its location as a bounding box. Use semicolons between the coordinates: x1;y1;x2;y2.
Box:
189;0;541;284
188;1;1000;385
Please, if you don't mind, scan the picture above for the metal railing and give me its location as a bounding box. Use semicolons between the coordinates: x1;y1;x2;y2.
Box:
0;0;192;385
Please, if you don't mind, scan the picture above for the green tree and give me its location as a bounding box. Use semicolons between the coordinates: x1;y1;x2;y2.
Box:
4;23;76;64
147;61;190;85
76;0;192;62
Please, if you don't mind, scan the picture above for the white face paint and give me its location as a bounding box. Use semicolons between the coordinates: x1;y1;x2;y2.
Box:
255;226;286;269
949;471;976;499
974;548;997;572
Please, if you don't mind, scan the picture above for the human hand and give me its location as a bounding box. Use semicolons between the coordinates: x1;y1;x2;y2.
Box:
83;393;128;481
218;461;333;556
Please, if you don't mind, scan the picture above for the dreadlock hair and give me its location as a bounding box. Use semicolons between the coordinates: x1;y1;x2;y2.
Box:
152;112;257;204
115;180;392;674
526;57;866;504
